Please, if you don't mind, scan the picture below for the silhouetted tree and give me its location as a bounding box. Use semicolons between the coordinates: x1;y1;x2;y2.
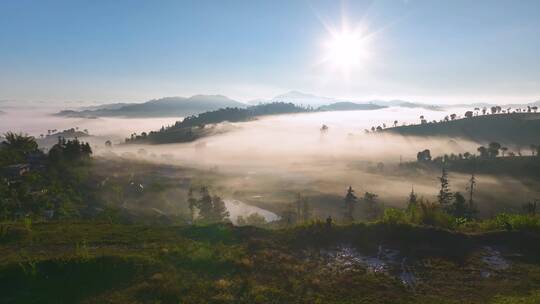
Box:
211;195;230;222
488;142;501;158
466;173;476;209
416;149;432;162
464;111;473;118
343;186;357;223
500;147;508;157
294;194;311;223
477;146;488;158
361;191;381;220
437;167;452;207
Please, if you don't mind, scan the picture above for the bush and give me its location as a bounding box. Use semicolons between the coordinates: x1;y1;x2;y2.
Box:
381;208;408;225
481;213;540;232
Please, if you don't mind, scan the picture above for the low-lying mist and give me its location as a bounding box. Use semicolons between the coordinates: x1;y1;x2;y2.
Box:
3;106;537;217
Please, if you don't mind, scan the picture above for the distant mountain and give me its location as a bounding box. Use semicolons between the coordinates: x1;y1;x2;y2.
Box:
78;103;132;111
318;102;386;111
262;91;443;110
369;100;443;111
56;95;246;118
249;91;341;108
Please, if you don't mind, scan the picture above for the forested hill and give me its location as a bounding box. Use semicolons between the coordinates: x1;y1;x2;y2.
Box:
384;112;540;146
125;102;309;144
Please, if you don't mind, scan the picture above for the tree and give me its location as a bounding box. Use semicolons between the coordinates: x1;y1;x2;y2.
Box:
488;142;501;158
450;114;457;120
343;186;357;223
500;147;508;157
281;203;297;226
211;195;229;222
294;194;310;223
105;140;112;148
466;173;476;210
196;187;214;222
237;213;266;226
482;107;487;115
477;146;488;158
1;132;39;155
361;192;381;220
417;149;432;162
406;187;418;217
449;192;466;218
437;167;452;207
393;120;398;127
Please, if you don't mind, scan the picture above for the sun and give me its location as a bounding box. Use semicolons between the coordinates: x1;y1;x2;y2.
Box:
323;28;368;70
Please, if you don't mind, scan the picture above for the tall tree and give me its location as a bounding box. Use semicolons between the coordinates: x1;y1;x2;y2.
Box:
466;173;476;208
362;191;380;220
197;187;213;222
211;195;230;222
343;186;357;223
437;167;452;207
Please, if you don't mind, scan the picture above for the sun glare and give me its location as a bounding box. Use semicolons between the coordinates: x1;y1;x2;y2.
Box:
323;27;369;71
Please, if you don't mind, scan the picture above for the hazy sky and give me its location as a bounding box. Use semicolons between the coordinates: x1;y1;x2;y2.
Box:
1;0;539;104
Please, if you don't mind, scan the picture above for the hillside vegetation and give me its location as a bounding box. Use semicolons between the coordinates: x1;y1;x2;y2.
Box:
125;102;309;144
385;113;540;146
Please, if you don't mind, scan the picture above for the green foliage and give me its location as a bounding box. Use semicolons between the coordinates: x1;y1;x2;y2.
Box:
481;213;540;232
359;191;383;221
188;186;230;224
237;213;267;227
491;291;540;304
0;134;93;220
381;208;409;225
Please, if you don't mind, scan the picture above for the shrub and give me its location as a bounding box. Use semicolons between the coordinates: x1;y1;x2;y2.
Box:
382;208;408;225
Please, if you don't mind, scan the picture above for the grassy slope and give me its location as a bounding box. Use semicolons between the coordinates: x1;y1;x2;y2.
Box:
1;222;540;303
385;113;540;146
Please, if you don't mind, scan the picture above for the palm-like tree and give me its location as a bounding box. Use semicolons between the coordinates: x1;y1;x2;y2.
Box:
2;132;38;153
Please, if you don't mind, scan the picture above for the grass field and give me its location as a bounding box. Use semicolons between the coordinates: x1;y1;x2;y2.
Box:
2;221;540;303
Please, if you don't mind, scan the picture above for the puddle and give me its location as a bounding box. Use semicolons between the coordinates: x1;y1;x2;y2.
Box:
479;246;510;278
481;246;510;271
313;245;418;288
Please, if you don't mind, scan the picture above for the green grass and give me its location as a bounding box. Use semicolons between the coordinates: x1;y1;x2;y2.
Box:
1;221;540;303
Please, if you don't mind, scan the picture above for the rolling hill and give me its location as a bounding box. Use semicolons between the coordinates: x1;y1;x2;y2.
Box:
318;101;386;111
56;95;246;118
384;112;540;146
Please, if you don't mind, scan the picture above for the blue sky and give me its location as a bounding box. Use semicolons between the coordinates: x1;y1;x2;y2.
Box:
1;0;539;104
